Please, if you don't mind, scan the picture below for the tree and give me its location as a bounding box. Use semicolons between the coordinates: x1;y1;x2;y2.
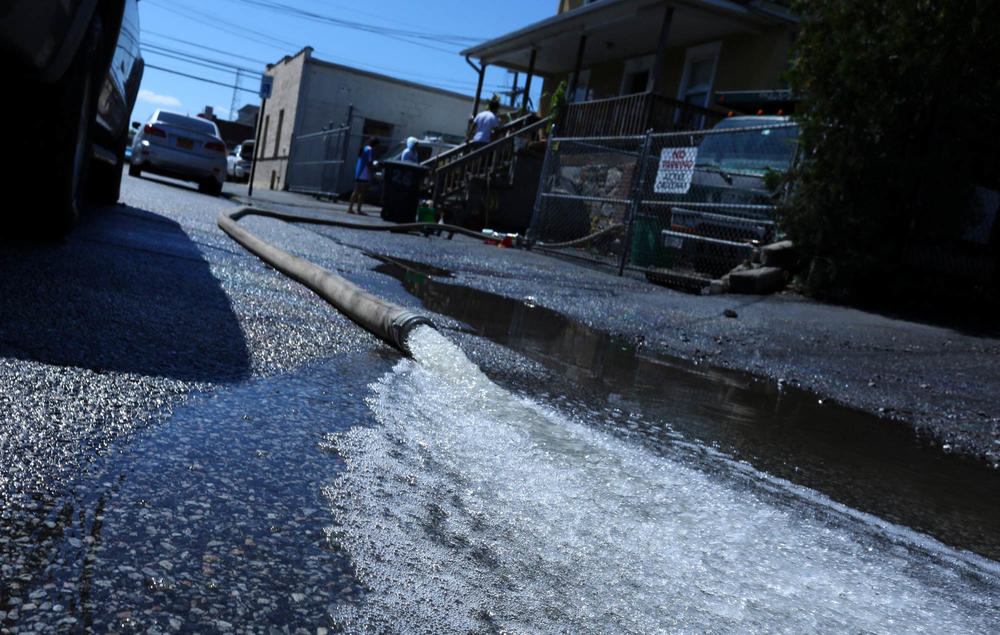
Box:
781;0;1000;303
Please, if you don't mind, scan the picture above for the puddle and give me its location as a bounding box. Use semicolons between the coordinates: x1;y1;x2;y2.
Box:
374;257;1000;561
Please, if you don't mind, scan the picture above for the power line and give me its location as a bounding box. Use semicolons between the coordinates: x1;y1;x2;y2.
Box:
141;1;527;98
146;0;302;51
143;43;264;76
144;30;272;66
224;0;481;47
145;63;259;93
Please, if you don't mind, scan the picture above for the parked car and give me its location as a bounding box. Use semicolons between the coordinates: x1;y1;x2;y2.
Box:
129;110;229;196
664;115;799;276
1;0;143;236
226;140;255;182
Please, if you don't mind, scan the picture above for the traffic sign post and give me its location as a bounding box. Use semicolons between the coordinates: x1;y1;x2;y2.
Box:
248;76;274;196
259;75;273;100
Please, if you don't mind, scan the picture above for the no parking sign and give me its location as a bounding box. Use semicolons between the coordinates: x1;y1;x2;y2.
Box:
654;146;698;194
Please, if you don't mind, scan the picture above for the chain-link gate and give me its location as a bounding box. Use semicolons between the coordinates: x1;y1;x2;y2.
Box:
529;121;799;287
286;125;351;197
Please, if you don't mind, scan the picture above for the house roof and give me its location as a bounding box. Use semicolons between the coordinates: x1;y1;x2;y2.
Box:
460;0;796;77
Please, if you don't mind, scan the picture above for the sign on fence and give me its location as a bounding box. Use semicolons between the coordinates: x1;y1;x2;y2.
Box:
654;147;697;194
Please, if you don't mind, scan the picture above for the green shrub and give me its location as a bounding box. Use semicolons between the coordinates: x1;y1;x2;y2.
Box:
781;0;1000;303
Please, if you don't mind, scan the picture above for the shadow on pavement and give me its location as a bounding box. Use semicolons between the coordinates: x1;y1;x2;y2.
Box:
0;204;251;383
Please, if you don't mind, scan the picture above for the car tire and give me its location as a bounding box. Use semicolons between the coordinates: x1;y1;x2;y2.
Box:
88;135;126;205
199;180;223;196
128;162;142;177
24;16;104;237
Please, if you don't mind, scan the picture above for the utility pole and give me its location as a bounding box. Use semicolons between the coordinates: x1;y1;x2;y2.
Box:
230;69;242;121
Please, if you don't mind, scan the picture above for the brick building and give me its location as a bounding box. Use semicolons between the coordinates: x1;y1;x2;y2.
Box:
252;47;474;193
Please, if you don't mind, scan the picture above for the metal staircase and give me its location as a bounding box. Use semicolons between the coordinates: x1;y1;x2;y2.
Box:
424;113;551;219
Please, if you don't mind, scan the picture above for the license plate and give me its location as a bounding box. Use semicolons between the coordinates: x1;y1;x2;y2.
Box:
176;137;194;149
663;235;684;249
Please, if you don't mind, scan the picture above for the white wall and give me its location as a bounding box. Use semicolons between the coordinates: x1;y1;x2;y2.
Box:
300;61;474;189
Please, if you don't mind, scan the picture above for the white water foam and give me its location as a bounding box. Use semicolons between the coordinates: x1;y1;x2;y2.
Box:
323;326;1000;632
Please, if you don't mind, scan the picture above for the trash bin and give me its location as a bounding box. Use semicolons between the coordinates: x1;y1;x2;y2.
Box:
380;160;429;223
630;214;674;268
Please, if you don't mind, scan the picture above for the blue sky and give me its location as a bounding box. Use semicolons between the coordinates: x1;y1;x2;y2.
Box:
134;0;556;126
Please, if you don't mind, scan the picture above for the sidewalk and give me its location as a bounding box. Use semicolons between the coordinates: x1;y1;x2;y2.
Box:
223;183;355;218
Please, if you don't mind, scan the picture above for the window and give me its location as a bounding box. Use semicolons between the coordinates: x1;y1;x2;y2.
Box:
677;42;721;128
621;54;654;96
260;115;270;157
570;68;591;103
362;118;394;141
273;109;284;158
678;42;720;109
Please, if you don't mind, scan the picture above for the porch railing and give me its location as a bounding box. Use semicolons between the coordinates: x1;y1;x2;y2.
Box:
562;92;724;137
427;111;539;172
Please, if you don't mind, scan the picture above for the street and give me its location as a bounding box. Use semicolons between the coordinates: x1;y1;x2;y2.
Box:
1;171;999;631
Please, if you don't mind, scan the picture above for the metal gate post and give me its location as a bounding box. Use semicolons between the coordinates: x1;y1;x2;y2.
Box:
525;135;558;246
619;130;653;276
337;105;353;196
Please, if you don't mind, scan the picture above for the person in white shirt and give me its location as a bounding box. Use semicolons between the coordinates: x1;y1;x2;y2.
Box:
468;97;501;147
400;137;419;162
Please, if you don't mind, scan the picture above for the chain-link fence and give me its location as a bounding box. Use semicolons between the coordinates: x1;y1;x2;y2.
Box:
529;121;799;284
286;125;351;197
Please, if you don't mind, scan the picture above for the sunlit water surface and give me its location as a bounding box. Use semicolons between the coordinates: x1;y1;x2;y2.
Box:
324;326;999;632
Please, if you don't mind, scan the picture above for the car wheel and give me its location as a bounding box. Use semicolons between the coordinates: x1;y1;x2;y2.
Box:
128;161;142;177
27;16;104;236
88;134;126;205
199;180;223;196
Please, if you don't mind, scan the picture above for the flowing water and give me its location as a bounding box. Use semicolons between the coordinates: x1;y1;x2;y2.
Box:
7;259;1000;631
323;325;1000;632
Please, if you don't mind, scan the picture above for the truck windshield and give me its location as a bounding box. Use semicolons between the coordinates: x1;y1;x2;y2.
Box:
697;119;799;175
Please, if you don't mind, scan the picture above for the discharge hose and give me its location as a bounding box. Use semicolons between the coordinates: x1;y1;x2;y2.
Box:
218;206;434;356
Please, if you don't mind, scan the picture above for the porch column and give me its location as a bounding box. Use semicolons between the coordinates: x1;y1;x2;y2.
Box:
467;56;486;117
648;7;674;96
568;34;587;103
647;6;674;131
522;49;537;111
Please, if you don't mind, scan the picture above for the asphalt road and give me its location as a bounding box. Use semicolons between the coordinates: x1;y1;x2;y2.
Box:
3;170;998;519
2;170;1000;629
225;183;1000;465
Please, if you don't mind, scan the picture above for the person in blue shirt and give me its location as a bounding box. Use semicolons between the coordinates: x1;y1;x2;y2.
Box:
347;137;380;215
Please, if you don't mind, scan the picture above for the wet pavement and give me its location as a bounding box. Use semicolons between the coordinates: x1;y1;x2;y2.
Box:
230;186;1000;465
0;174;998;631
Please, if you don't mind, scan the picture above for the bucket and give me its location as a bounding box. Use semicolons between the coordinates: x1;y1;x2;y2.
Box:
630;215;674;268
417;205;435;223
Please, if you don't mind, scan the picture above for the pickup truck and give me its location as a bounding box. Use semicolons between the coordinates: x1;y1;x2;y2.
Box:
661;116;799;276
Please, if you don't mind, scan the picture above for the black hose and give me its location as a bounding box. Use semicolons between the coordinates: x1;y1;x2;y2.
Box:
218;206;435;356
534;223;625;249
221;206;495;242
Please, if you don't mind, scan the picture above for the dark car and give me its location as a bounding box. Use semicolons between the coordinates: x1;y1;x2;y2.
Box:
1;1;144;236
